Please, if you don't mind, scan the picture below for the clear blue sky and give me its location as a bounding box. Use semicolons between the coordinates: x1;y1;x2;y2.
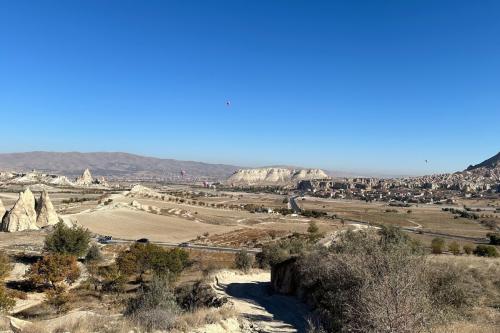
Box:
0;1;498;175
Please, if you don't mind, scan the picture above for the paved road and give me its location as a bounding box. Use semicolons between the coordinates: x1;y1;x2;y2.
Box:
288;196;301;213
100;238;262;253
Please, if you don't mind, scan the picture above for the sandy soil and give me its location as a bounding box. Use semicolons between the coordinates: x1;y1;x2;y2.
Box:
214;271;309;333
74;208;239;242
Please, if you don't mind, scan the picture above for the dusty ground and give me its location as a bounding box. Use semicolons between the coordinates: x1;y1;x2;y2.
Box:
214;270;309;333
74;208;240;242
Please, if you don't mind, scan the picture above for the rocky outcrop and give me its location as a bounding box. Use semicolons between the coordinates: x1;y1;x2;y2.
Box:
1;188;38;232
0;199;6;222
271;257;300;295
75;168;94;186
35;190;59;228
227;168;329;186
128;184;163;199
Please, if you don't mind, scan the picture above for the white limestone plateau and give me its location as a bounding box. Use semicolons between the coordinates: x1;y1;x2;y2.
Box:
226;167;329;186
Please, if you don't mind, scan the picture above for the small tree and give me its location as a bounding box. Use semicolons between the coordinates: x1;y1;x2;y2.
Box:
473;245;499;257
307;221;319;234
44;222;91;257
234;250;253;273
85;244;103;263
117;243;189;280
463;244;474;255
448;241;460;255
431;238;445;254
25;254;80;289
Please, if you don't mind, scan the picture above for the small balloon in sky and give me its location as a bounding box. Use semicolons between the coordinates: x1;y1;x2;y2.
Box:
226;101;231;107
425;160;428;164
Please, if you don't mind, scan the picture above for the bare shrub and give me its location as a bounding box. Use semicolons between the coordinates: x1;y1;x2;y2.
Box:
176;280;227;311
298;230;431;333
234;250;253;272
125;274;180;331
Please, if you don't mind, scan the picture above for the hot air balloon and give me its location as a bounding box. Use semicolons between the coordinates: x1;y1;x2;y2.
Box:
226;101;231;107
180;170;186;177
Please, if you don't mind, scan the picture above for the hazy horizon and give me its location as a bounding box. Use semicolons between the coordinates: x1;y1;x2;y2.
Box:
0;149;496;177
1;1;499;175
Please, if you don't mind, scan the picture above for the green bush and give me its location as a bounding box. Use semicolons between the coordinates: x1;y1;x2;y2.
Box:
463;244;474;255
256;236;310;268
431;238;445;254
117;243;189;280
448;241;460;255
473;245;499;257
85;244;103;263
125;274;180;331
234;250;253;272
44;222;91;257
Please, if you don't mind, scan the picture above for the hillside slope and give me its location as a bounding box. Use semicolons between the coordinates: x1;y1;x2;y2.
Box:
0;152;240;181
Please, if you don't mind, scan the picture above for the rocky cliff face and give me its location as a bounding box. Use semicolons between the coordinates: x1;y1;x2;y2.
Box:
226;168;329;186
1;188;38;232
35;190;59;227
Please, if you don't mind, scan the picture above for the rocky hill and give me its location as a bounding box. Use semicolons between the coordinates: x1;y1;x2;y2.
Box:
466;152;500;170
0;152;240;181
226;167;329;186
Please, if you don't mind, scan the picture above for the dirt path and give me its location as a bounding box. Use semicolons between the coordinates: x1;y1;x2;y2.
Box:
214;271;309;333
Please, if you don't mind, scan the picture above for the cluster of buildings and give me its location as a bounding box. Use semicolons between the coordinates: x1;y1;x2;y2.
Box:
297;167;500;204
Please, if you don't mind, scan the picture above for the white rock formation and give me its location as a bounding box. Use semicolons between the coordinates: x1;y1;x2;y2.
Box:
1;188;38;232
75;168;94;186
226;168;329;186
36;190;59;228
128;184;163;199
49;175;75;187
0;199;6;221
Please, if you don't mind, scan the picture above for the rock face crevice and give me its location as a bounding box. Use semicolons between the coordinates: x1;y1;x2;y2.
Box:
1;188;60;232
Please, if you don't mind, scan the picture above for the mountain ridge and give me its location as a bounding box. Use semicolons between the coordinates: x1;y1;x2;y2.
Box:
0;151;240;181
466;151;500;171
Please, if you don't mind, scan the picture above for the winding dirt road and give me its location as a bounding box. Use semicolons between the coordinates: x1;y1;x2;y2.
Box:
214;271;309;333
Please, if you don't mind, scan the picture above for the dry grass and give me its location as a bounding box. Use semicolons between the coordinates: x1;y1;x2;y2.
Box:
431;322;500;333
19;314;135;333
299;197;494;238
172;305;238;332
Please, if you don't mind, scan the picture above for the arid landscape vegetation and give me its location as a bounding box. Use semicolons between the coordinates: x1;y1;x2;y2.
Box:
2;1;500;332
0;152;498;332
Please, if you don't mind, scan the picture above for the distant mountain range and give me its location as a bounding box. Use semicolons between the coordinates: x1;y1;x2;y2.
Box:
0;152;240;181
0;151;498;182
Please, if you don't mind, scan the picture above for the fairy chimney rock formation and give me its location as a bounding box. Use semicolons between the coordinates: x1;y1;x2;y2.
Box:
1;188;38;232
75;168;94;186
36;190;59;228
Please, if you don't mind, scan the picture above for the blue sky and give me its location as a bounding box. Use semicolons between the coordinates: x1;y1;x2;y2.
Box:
0;0;498;175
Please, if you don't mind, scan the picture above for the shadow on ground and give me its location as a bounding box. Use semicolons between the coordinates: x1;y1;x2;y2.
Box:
225;281;308;333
